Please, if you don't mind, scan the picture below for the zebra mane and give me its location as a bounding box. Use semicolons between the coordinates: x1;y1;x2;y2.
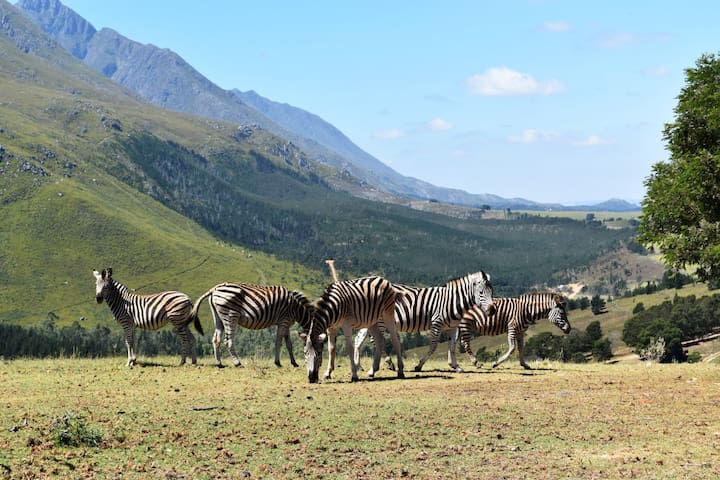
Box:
446;271;478;284
517;291;567;306
290;290;312;308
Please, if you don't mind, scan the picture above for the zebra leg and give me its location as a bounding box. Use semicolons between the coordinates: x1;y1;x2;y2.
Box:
366;325;384;378
353;328;369;371
221;318;242;367
212;328;224;367
459;331;480;367
447;327;463;373
279;325;299;368
173;324;196;366
274;327;284;367
383;317;404;379
210;305;225;367
414;325;442;372
493;330;517;368
517;333;531;369
123;325;136;367
323;328;339;381
342;324;361;382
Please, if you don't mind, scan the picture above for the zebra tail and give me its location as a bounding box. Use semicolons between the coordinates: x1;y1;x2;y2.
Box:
192;312;204;336
190;288;215;336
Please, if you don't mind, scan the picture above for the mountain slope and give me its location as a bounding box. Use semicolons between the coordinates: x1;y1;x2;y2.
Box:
16;0;637;211
1;0;638;330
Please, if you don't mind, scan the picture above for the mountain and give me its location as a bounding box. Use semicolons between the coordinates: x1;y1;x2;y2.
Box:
15;0;638;212
0;0;639;328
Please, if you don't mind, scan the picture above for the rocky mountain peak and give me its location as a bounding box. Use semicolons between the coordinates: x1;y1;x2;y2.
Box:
16;0;96;58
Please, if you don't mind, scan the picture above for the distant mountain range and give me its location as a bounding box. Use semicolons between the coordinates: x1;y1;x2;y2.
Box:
16;0;639;212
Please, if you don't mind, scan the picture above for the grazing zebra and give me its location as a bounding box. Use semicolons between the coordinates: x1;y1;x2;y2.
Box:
93;268;203;367
458;292;571;369
300;276;404;383
354;270;496;373
191;283;313;368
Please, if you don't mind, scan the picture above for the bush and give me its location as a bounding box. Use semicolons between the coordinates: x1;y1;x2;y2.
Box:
49;411;104;447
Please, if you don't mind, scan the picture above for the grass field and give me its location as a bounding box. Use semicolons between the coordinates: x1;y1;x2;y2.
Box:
2;357;718;479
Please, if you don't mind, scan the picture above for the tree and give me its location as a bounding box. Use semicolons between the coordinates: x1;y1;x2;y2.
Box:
590;295;607;315
585;321;603;343
638;53;720;283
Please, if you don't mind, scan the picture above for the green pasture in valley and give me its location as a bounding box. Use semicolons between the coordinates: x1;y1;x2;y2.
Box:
1;357;718;479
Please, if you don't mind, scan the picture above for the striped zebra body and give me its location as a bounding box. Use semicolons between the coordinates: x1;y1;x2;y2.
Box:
302;276;404;383
354;270;495;373
192;283;313;368
458;292;571;369
93;269;203;367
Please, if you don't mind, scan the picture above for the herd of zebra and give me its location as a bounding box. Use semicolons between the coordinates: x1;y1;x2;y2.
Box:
93;263;571;383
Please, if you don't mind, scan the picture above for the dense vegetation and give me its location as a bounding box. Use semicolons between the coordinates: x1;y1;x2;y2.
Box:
112;132;634;291
639;52;720;282
622;293;720;362
523;320;613;363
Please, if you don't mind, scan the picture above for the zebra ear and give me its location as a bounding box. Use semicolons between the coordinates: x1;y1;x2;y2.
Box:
106;268;113;278
93;270;102;280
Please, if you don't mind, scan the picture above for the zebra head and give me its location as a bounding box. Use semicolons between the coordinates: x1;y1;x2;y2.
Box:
549;294;571;334
300;295;330;383
472;270;496;315
299;317;326;383
93;268;113;304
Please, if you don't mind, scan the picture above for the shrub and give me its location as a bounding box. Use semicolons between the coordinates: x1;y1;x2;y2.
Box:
49;411;104;447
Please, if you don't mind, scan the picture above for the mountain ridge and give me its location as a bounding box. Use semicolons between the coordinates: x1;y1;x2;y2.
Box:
15;0;639;212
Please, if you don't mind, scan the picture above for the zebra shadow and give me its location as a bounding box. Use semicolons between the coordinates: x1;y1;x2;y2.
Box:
131;360;202;368
331;373;455;383
457;367;556;376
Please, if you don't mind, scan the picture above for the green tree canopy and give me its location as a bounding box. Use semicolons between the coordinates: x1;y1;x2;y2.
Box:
638;53;720;282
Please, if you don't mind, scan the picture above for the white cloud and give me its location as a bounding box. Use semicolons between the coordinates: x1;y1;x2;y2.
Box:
543;20;570;32
466;67;564;96
428;118;453;131
509;129;559;143
374;128;405;139
643;65;671;77
574;134;610;147
595;31;637;48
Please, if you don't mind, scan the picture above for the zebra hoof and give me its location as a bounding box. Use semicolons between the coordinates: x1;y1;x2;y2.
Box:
274;361;282;368
291;362;299;368
397;371;405;379
454;367;464;373
413;365;423;372
350;376;359;383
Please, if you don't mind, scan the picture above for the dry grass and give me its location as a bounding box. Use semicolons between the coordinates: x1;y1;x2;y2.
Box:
1;357;719;479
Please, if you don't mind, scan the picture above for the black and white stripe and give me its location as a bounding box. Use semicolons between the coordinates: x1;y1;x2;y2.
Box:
458;292;571;369
354;270;495;373
192;283;313;368
93;268;203;366
301;276;404;383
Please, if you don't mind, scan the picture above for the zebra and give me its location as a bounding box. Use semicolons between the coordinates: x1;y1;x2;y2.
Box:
458;292;571;369
353;270;495;373
93;268;204;367
300;276;405;383
191;282;313;368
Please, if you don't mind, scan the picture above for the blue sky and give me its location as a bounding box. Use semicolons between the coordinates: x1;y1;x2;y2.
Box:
58;1;718;205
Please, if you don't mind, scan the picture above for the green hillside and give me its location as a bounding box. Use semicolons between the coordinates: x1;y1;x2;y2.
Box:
1;2;640;334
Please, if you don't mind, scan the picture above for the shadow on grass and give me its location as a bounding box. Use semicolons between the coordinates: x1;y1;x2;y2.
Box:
135;360;202;368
